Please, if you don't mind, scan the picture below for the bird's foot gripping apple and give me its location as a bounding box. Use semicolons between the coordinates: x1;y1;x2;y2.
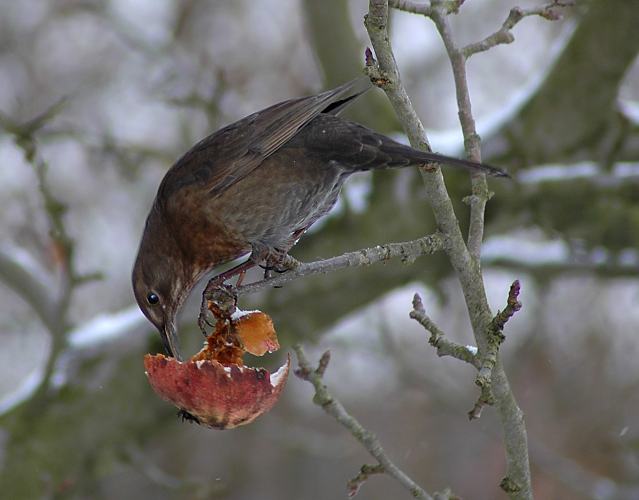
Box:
144;286;289;430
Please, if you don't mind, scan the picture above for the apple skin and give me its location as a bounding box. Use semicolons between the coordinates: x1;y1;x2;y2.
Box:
144;354;290;429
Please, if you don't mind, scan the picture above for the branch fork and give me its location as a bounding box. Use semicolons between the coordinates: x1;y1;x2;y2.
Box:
410;281;522;419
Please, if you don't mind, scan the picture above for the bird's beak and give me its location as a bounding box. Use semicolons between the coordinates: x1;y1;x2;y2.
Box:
161;318;183;361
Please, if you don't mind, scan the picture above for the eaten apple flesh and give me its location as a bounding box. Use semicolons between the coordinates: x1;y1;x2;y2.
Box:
144;286;289;430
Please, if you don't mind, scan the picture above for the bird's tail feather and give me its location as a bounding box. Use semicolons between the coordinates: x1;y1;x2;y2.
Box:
377;139;509;178
410;149;508;177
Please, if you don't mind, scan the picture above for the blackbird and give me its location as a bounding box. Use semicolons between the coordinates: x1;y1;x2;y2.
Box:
132;77;507;359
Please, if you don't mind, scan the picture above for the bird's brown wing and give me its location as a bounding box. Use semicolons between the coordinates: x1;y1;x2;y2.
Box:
158;78;371;202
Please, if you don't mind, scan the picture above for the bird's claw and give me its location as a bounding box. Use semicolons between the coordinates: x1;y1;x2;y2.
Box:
198;302;212;336
198;281;239;336
258;263;291;274
253;244;300;280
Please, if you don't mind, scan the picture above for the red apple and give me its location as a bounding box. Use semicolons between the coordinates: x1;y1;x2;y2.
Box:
144;353;289;429
144;308;289;429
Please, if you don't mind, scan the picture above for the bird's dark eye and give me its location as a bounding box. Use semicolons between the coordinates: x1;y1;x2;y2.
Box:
147;292;160;305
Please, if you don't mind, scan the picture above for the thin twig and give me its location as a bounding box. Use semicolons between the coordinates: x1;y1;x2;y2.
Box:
363;25;431;152
389;0;432;16
0;247;57;328
492;280;523;331
429;4;487;260
347;464;385;498
429;0;531;487
389;0;466;15
1;103;101;412
462;1;575;58
365;0;479;303
294;345;433;500
471;281;522;419
11;139;74;398
409;293;480;367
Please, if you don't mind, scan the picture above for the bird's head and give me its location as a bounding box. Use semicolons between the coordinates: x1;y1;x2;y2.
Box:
132;210;192;361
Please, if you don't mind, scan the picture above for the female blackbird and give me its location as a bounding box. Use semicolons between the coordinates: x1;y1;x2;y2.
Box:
132;78;507;359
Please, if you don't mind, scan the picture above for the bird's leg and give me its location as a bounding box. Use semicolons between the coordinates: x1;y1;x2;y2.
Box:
197;244;300;334
197;306;215;335
198;259;254;335
235;269;247;287
262;267;274;280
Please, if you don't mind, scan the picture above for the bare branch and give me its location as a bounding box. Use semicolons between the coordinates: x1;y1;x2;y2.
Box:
389;0;466;16
428;5;487;259
0;97;67;138
236;233;444;296
363;18;432;152
470;281;522;420
365;1;481;302
0;246;57;328
0;103;103;410
365;1;534;497
462;1;575;58
293;345;434;500
409;293;480;367
492;280;523;331
347;464;385;498
389;0;432;16
409;284;522;422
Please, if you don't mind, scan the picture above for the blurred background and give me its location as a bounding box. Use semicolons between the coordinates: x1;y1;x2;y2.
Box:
1;0;638;498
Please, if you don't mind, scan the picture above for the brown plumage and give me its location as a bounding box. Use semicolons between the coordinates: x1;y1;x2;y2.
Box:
132;78;507;359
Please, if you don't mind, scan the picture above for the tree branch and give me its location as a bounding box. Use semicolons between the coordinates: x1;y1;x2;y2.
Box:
0;246;57;329
409;293;480;367
236;233;444;296
428;4;487;260
388;0;432;16
462;1;575;59
389;0;464;16
470;281;522;420
366;1;534;497
0;103;102;413
293;345;434;500
347;464;386;498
